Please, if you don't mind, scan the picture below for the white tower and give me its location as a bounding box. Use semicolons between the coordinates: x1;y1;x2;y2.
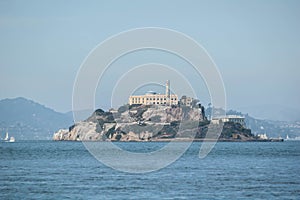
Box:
166;80;170;105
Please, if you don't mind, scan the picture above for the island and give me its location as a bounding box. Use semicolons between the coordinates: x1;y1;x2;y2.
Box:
53;81;283;142
53;103;277;142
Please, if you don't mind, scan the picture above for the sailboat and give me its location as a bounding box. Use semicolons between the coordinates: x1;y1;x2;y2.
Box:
285;134;290;141
2;132;15;142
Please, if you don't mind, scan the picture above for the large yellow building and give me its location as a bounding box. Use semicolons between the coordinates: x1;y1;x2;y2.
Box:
129;80;178;106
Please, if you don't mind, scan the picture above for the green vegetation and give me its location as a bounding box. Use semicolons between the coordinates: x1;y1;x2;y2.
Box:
118;104;129;113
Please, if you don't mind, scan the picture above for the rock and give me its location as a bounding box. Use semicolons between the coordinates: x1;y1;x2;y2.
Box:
53;104;255;141
53;122;101;141
53;129;69;140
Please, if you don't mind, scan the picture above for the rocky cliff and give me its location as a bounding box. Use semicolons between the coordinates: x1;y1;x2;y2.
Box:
53;104;254;141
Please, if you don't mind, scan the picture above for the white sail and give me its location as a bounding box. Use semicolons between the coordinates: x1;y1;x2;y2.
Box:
4;132;9;141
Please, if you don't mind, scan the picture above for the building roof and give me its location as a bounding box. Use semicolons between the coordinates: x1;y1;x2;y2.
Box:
145;91;157;95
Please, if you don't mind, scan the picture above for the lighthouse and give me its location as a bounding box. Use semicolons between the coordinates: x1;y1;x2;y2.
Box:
166;80;170;105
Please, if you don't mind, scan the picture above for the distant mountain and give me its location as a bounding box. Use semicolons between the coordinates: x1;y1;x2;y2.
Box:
0;97;73;140
237;105;300;122
226;109;300;138
1;97;299;140
206;107;300;138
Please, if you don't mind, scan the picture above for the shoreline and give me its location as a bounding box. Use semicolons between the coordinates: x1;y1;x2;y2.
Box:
53;138;284;142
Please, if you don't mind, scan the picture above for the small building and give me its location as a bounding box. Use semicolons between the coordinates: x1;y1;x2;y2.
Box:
129;80;178;106
211;115;246;127
180;95;194;107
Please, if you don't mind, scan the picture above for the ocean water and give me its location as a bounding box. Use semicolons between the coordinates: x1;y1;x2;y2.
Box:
0;141;299;199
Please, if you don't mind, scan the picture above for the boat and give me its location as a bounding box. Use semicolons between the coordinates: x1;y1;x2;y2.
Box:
2;132;15;142
286;134;290;140
8;136;15;143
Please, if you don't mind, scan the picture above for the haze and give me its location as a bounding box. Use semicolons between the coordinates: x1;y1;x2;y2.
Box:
1;0;299;120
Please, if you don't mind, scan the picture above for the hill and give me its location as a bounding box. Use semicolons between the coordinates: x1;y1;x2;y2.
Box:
0;97;73;140
237;105;300;122
206;107;300;138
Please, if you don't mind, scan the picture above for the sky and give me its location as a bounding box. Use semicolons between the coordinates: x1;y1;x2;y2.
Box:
1;0;300;119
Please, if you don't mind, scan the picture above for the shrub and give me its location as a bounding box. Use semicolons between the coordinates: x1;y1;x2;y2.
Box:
118;105;129;113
